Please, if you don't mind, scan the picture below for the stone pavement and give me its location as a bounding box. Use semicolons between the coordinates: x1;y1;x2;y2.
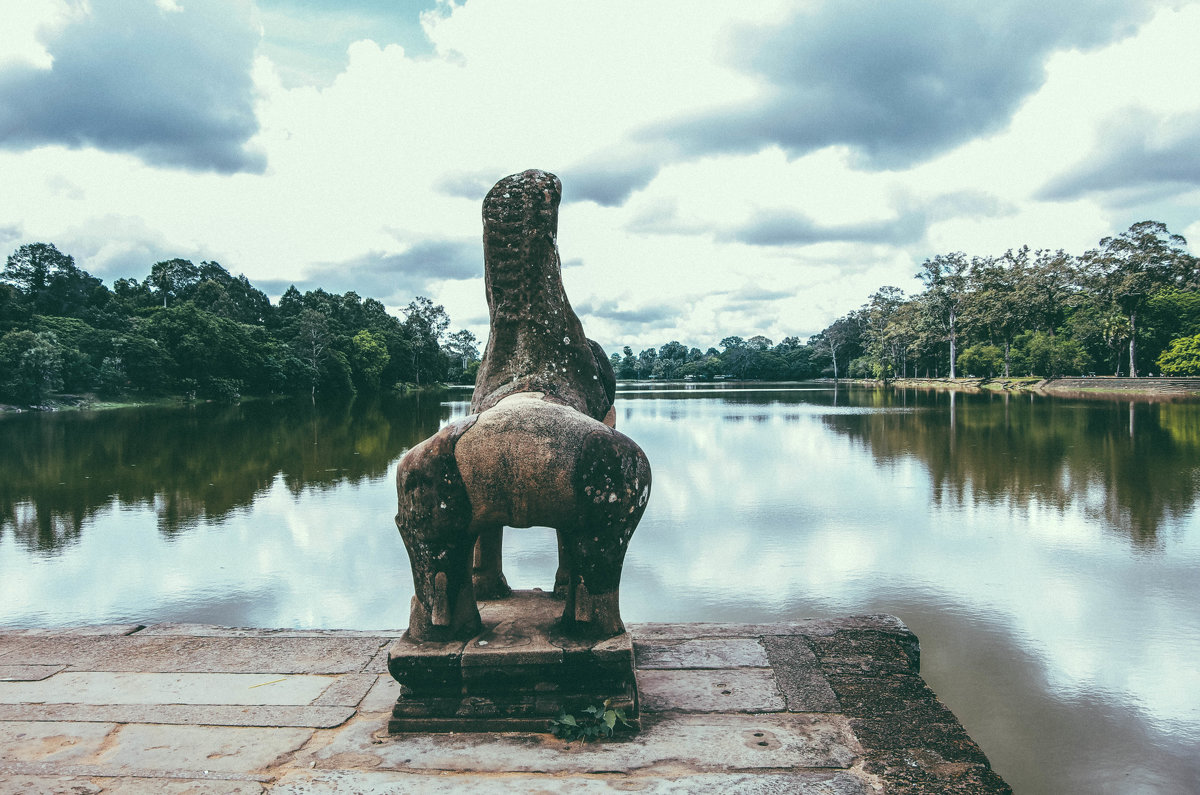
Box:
0;617;1010;793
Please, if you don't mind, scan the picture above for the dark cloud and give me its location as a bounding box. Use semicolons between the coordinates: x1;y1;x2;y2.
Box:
1038;110;1200;201
725;209;925;247
626;187;1008;247
0;225;21;247
574;298;679;327
259;240;480;302
562;163;658;207
0;0;264;173
733;286;794;302
646;0;1157;172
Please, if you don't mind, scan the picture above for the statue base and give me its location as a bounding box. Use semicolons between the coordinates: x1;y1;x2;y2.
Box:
387;590;639;733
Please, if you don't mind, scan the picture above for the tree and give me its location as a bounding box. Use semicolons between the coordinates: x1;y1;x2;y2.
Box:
619;346;637;379
293;308;331;402
916;252;970;378
2;243;108;318
655;340;688;379
1157;334;1200;375
957;343;1004;377
1017;331;1089;377
636;348;658;378
1084;221;1192;377
1022;249;1078;335
444;329;480;373
812;313;863;380
349;330;390;391
719;336;756;378
965;251;1031;377
2;243;72;295
862;286;906;378
402;296;450;385
0;330;63;404
147;259;200;308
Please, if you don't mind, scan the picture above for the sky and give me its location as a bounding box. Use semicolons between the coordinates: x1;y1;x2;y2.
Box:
2;0;1199;352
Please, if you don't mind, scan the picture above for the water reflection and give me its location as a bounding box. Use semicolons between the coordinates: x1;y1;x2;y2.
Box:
0;394;449;554
822;388;1200;545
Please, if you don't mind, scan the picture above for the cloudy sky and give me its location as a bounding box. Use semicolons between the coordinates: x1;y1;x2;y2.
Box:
2;0;1199;351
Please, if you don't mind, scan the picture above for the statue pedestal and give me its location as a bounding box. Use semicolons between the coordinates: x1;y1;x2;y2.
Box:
387;590;639;733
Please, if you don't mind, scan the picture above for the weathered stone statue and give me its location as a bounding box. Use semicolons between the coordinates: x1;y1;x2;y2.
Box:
395;169;651;644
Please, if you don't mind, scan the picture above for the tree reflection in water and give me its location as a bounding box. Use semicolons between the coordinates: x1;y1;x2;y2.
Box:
819;388;1200;545
0;394;451;553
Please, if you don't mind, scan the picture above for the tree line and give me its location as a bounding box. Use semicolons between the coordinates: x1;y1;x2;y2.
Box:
0;243;481;405
611;220;1200;381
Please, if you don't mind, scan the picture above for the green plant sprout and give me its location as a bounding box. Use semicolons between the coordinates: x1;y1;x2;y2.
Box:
550;699;632;742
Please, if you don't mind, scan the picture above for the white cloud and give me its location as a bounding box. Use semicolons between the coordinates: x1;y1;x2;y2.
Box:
0;0;1197;350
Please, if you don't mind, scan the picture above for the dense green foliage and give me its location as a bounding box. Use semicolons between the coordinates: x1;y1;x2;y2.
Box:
0;243;480;405
610;221;1199;381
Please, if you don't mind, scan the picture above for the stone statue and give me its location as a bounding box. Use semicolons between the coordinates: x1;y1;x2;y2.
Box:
395;169;651;643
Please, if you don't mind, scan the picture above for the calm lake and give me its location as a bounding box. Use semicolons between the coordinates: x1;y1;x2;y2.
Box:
2;383;1199;793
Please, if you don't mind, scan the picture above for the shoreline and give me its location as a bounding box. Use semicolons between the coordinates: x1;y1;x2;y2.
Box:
0;383;460;415
846;375;1200;400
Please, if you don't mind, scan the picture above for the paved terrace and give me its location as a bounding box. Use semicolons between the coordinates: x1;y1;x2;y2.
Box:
0;617;1010;793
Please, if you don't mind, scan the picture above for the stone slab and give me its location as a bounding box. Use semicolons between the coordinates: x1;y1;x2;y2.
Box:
0;636;386;674
0;703;354;728
637;668;785;713
806;628;920;676
0;776;102;795
271;769;873;794
628;615;910;641
460;619;562;668
310;673;376;707
0;618;1010;793
0;625;145;638
313;712;861;773
0;672;332;706
135;624;398;638
358;676;403;713
94;724;312;774
0;721;115;765
762;635;840;712
0;761;272;784
0;774;263;793
634;637;769;669
0;664;66;681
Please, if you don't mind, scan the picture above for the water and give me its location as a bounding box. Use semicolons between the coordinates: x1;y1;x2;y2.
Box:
2;383;1198;794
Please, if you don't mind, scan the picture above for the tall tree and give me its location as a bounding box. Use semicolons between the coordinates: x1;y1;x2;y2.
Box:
965;251;1030;377
862;286;906;378
812;313;863;380
444;329;480;372
147;258;200;308
2;242;106;317
917;252;970;378
1084;221;1192;377
401;296;450;385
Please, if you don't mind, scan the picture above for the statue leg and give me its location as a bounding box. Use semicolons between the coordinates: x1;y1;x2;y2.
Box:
395;419;481;642
561;429;652;637
553;530;570;599
472;524;511;599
